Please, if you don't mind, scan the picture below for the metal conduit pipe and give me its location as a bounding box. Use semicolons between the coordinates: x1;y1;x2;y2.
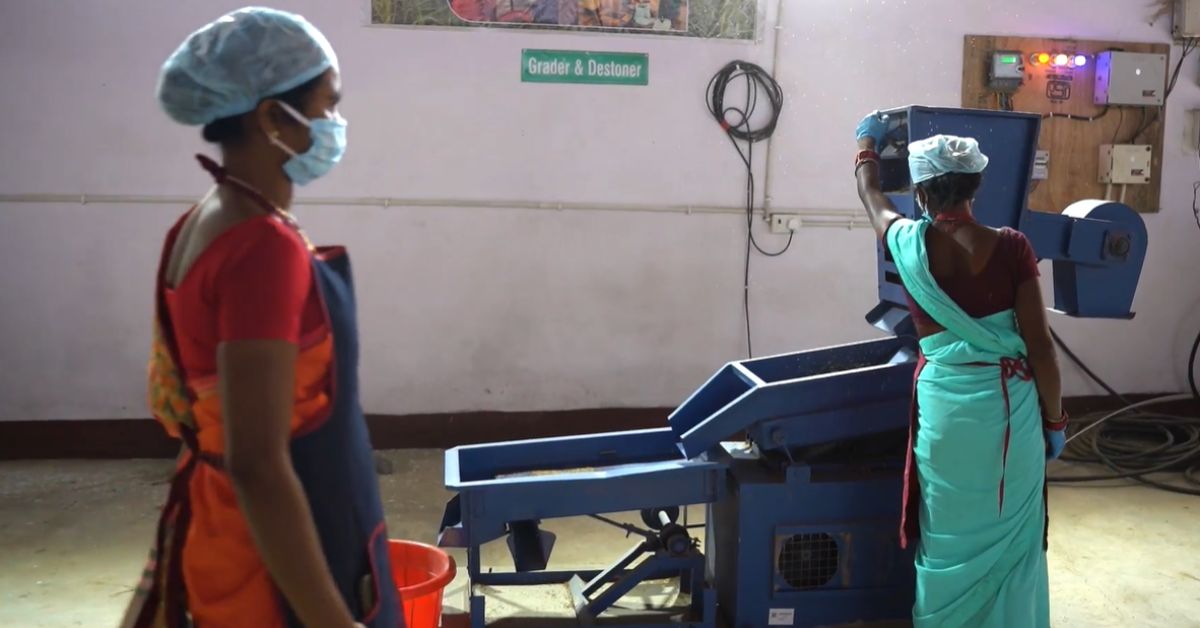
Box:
0;193;871;229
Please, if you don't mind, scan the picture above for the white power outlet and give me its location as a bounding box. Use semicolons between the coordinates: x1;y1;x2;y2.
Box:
1177;0;1200;39
1187;109;1200;153
769;213;802;234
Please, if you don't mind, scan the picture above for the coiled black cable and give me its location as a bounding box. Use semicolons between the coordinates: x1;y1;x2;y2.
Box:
1054;408;1200;496
705;61;785;358
706;61;783;143
1048;330;1200;495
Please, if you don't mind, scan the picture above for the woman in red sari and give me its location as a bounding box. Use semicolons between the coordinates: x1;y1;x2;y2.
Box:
126;8;400;628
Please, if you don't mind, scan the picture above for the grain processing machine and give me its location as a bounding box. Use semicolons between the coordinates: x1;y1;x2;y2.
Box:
437;107;1149;628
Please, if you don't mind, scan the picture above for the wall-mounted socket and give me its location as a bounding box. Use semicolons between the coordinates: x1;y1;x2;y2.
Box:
1176;0;1200;39
769;213;802;234
1188;109;1200;153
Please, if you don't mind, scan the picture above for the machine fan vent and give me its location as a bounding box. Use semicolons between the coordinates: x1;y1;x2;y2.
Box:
777;533;839;590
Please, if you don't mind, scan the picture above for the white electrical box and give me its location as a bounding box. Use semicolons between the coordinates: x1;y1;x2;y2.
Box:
1094;51;1167;106
1098;144;1153;184
1175;0;1200;39
1032;150;1050;180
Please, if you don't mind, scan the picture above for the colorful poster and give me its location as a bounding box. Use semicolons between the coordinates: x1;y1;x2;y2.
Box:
370;0;756;40
450;1;686;33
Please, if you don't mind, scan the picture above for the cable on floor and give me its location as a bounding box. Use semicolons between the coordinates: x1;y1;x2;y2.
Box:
1047;330;1200;496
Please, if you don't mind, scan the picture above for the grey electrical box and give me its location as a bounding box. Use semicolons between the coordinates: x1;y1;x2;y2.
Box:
1032;150;1050;181
1175;0;1200;38
1094;51;1166;106
988;50;1025;93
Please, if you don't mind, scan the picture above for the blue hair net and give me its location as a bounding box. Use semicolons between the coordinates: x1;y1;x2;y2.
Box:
908;135;989;184
156;7;338;126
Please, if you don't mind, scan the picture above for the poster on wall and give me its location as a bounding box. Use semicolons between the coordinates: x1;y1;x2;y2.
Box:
453;0;687;33
370;0;757;40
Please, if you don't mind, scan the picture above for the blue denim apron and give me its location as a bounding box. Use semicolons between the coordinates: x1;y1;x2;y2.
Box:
286;243;402;628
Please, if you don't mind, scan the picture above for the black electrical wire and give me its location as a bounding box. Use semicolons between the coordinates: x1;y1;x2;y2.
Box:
1194;123;1200;232
1111;107;1147;145
1168;39;1196;97
1193;181;1200;231
1110;107;1125;145
1050;327;1130;404
1190;328;1200;400
706;60;786;358
1047;329;1200;495
1188;103;1200;400
706;61;783;143
1050;327;1194;421
1041;106;1109;122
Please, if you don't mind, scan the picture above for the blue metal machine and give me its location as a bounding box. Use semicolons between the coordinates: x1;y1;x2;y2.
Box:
437;107;1149;628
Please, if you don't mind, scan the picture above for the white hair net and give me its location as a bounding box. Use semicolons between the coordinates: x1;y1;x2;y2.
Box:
156;7;338;126
908;135;989;184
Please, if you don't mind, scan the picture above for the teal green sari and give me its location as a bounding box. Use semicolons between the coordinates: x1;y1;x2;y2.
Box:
887;218;1050;627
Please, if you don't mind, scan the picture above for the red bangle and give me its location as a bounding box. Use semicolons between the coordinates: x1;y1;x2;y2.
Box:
1044;409;1069;431
855;149;880;165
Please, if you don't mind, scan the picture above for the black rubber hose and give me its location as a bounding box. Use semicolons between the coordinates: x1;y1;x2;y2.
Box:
1189;327;1199;400
1047;330;1200;495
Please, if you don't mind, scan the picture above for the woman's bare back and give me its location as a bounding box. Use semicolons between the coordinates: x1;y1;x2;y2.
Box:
915;223;1003;336
165;195;261;289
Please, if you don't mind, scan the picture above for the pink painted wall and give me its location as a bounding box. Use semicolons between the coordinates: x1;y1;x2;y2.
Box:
0;0;1196;420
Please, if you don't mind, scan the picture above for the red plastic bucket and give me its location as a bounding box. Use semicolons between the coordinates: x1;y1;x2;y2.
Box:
388;540;456;628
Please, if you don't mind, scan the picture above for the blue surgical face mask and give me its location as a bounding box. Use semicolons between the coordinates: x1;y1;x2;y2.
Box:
268;100;347;186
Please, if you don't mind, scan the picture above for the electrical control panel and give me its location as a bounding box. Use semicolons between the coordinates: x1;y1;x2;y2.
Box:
1175;0;1200;39
1098;144;1153;184
964;35;1168;212
988;50;1025;93
1094;51;1167;106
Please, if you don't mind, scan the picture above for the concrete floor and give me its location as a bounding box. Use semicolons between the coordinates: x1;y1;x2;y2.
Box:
1;451;1198;627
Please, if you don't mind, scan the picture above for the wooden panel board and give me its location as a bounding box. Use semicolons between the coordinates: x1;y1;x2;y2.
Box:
962;35;1170;213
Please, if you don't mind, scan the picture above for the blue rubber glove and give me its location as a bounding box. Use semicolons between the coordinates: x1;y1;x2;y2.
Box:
1044;429;1066;461
856;110;889;150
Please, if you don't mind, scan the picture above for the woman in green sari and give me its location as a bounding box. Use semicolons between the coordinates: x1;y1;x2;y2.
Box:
852;113;1069;627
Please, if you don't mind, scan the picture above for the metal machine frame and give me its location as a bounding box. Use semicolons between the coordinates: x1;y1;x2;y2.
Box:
438;427;724;627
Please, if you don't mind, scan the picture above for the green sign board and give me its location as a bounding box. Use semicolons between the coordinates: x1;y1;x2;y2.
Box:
522;49;649;86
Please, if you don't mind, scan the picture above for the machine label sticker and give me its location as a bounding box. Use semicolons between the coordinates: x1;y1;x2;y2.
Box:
1046;81;1072;101
768;608;795;625
522;49;649;86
